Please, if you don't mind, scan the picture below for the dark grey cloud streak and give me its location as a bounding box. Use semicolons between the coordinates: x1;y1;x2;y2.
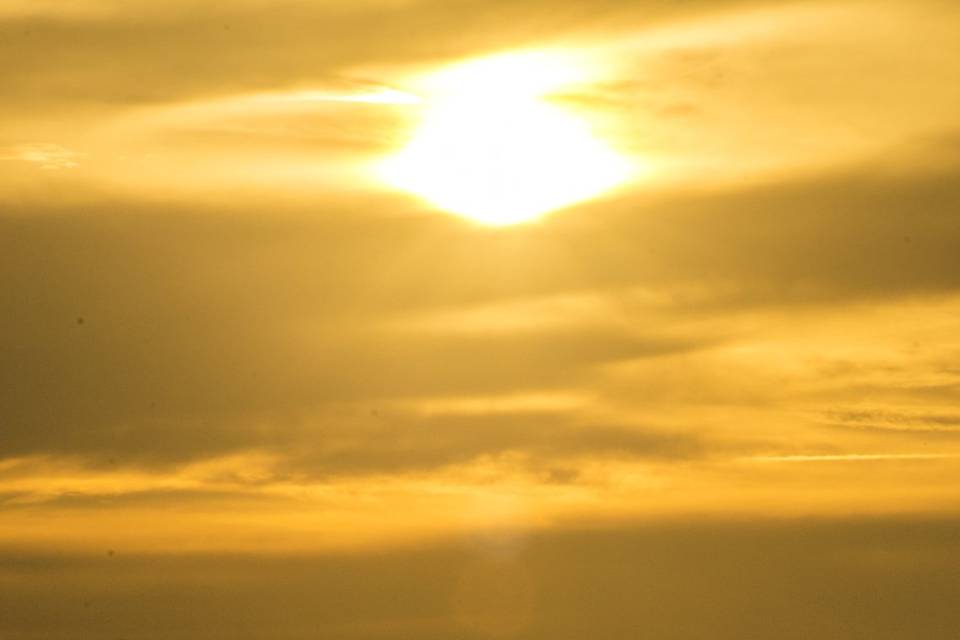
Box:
2;156;960;469
3;154;960;462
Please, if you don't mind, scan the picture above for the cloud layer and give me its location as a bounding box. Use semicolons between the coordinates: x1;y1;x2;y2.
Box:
2;1;960;636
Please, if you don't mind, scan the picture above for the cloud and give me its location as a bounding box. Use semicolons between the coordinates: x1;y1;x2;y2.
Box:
1;515;959;639
745;453;959;462
825;409;960;435
2;154;960;473
0;0;763;113
550;159;960;306
3;0;956;204
0;143;85;169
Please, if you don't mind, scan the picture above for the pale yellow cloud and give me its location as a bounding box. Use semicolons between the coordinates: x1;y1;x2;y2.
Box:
0;143;85;170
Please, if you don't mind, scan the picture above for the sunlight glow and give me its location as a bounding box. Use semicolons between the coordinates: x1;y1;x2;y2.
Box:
260;87;423;105
379;52;634;226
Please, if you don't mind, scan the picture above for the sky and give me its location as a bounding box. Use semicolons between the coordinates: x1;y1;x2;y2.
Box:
2;0;960;637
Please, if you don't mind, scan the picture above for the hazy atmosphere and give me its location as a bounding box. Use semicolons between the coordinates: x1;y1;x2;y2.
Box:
2;0;960;637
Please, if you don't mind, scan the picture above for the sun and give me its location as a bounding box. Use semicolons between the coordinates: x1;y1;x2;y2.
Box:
378;52;634;226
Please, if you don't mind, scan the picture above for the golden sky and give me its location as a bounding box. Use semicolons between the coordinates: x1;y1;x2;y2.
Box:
2;0;960;637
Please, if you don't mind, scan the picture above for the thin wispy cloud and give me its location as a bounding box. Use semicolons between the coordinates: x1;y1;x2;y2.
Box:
0;143;85;169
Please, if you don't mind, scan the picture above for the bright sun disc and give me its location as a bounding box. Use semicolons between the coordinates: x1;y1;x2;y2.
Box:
378;53;633;226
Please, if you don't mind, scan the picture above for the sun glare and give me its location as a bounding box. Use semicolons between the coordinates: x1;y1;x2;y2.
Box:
378;52;634;226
